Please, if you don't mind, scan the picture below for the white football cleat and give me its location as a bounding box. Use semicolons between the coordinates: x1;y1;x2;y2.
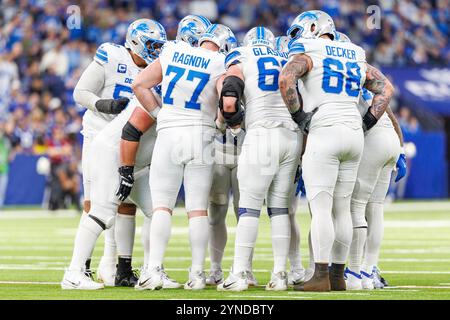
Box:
205;269;224;286
344;268;363;290
288;269;306;286
135;266;163;290
184;269;206;290
361;270;375;290
61;268;104;290
162;269;181;289
217;270;248;292
266;271;288;291
246;270;258;287
97;256;116;286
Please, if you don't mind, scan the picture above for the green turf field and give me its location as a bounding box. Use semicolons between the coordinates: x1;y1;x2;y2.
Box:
1;201;450;300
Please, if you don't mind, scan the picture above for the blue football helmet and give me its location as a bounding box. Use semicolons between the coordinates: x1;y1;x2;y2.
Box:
176;15;212;47
125;19;167;64
243;26;275;48
287;10;336;40
199;24;238;54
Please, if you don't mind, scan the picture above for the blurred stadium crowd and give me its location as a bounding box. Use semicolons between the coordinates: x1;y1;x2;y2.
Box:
0;0;448;208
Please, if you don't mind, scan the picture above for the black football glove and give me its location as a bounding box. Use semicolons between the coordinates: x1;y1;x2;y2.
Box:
95;97;129;114
291;107;318;135
116;166;134;201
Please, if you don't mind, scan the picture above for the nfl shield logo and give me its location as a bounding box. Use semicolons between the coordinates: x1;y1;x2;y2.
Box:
117;64;127;73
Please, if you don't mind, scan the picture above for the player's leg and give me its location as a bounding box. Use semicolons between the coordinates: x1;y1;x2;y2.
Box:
183;127;215;290
330;127;364;291
296;126;340;292
362;161;396;289
288;166;305;285
62;142;118;290
207;163;231;285
346;129;386;290
137;129;184;290
265;128;301;291
130;166;180;289
80;133;96;277
218;128;274;292
230;164;257;286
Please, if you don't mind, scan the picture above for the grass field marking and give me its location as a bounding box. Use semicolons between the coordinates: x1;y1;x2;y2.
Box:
390;285;450;289
227;295;312;299
0;281;60;285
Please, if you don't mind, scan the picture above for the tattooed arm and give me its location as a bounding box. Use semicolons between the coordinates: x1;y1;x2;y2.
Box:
279;54;312;113
386;105;404;147
363;63;395;120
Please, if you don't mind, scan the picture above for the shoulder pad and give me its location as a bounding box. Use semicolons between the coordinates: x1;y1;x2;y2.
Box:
225;47;245;69
94;42;127;66
288;38;314;58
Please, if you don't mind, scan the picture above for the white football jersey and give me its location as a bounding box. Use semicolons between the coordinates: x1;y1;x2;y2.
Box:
357;88;393;129
289;37;367;130
94;95;160;168
82;42;142;134
157;41;225;130
225;46;297;131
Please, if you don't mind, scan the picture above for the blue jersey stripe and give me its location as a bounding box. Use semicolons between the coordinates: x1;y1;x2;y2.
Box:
289;42;305;54
225;50;241;65
261;27;265;39
95;53;108;62
97;48;108;56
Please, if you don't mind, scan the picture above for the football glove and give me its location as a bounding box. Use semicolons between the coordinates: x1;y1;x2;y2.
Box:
291;107;318;135
395;153;407;182
95;97;129;114
116;166;134;201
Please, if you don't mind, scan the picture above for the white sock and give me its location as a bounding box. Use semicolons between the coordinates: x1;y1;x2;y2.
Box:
209;203;228;271
309;192;334;263
189;216;210;272
115;214;136;258
348;227;367;273
308;230;315;270
141;216;152;267
148;210;171;269
233;216;259;274
331;195;353;264
69;216;103;270
270;214;291;273
103;224;117;259
288;214;302;271
79;213;95;262
362;202;384;273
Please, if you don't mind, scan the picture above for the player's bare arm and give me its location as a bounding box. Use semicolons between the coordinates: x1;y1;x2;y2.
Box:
386;105;404;147
132;59;163;114
219;64;245;128
279;53;312;113
363;64;395;120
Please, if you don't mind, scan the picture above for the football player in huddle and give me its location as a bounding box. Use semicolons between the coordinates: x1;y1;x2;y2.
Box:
337;30;407;291
279;10;394;292
62;19;167;290
130;24;237;290
218;27;301;292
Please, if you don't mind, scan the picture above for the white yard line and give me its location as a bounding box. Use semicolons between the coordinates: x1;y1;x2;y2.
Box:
0;281;59;285
227;295;311;299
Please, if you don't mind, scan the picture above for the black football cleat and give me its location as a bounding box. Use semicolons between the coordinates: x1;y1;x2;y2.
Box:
114;269;139;287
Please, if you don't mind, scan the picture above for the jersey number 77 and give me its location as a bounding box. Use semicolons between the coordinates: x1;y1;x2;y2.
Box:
163;65;210;110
